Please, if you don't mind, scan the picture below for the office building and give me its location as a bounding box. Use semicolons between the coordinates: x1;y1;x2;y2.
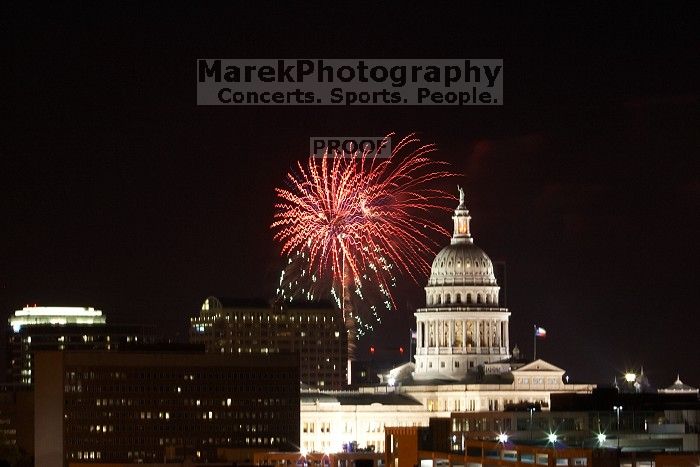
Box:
190;297;347;389
34;349;300;467
7;305;156;385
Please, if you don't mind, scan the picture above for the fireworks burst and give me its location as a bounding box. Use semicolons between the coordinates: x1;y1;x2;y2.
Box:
276;245;396;338
272;133;456;349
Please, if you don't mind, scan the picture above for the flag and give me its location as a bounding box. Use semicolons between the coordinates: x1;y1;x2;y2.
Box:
535;326;547;338
410;329;417;339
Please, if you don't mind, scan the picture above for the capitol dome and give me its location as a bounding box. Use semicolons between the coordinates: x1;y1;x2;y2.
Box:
428;243;496;287
413;188;511;381
423;189;501;308
427;188;497;287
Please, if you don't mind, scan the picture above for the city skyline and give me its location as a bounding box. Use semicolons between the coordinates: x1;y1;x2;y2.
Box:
4;3;699;388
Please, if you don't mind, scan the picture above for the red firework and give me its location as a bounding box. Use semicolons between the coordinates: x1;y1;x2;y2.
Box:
272;134;456;305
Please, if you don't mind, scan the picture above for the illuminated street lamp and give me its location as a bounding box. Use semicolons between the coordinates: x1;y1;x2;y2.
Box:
497;432;508;443
613;405;623;448
547;432;558;444
528;406;535;440
596;433;607;445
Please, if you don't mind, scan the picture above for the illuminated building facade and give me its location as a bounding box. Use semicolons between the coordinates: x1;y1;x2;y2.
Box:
300;390;427;454
7;306;156;385
34;349;299;467
300;360;596;454
657;375;698;395
9;306;105;331
414;197;510;379
299;196;597;455
190;297;347;389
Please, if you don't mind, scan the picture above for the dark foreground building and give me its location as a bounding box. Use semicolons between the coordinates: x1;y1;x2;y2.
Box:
34;349;300;467
385;388;700;467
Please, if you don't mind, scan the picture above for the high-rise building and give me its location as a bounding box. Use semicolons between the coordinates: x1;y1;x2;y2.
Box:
34;349;300;467
9;306;105;331
7;306;157;385
190;297;347;389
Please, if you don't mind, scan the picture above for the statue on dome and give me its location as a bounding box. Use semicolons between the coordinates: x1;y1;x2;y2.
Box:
457;185;465;206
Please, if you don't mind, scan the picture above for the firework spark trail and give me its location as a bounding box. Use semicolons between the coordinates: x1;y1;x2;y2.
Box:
272;133;457;314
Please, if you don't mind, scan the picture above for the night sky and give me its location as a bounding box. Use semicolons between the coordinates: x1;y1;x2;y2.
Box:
4;4;699;386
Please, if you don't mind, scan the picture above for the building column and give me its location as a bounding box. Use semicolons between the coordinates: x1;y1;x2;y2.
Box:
475;320;480;352
449;319;454;348
417;321;422;351
462;319;466;350
497;321;502;347
484;320;489;348
434;320;438;349
500;321;504;347
443;319;448;347
494;320;499;347
504;320;509;352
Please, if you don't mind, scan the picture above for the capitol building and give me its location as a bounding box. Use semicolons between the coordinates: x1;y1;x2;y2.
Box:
414;189;510;378
300;193;596;454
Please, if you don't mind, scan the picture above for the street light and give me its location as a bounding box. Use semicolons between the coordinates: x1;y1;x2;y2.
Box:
613;405;623;448
528;406;535;440
596;433;607;445
497;432;508;443
547;432;558;444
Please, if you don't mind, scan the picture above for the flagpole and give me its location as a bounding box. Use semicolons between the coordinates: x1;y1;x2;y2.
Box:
533;325;537;361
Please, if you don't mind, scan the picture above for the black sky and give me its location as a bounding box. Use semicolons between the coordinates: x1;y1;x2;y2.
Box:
3;3;699;386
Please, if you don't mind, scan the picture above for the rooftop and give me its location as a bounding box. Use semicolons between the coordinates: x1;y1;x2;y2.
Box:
9;305;105;331
301;390;422;406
